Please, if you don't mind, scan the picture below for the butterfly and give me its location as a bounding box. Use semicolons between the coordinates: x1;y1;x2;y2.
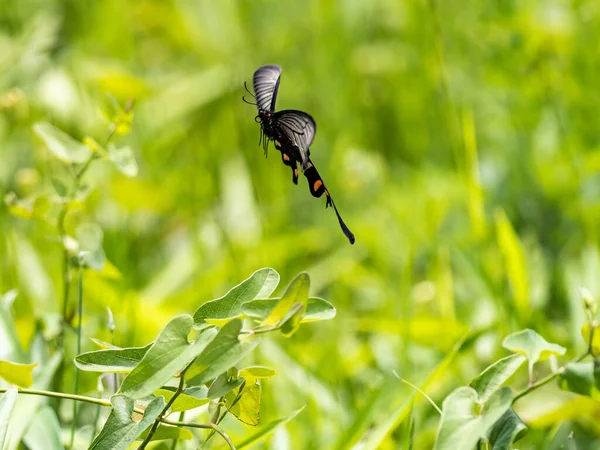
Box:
244;64;355;245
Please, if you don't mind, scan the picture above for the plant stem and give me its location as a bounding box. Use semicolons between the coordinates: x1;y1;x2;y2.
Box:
170;411;186;450
0;387;236;450
69;268;84;449
138;362;194;450
512;351;590;405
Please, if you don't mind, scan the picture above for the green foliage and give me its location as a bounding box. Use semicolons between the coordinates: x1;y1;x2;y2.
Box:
89;395;165;450
434;386;512;450
0;361;37;388
3;1;600;448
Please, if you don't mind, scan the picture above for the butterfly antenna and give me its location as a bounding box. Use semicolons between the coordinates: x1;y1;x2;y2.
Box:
326;194;355;244
242;96;256;106
244;81;256;98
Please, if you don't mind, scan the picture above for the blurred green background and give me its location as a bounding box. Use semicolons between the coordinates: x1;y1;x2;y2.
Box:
1;0;600;448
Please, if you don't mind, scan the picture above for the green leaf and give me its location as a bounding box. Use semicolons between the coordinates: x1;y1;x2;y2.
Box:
33;122;91;163
236;406;305;449
76;223;106;271
193;268;279;323
75;344;151;373
243;297;336;323
108;144;138;177
90;395;165;450
434;386;512;450
470;354;526;404
137;424;192;442
262;272;310;327
186;319;260;386
502;329;565;374
225;382;261;426
0;361;38;387
23;406;64;450
558;362;600;399
120;315;216;399
207;372;245;399
154;388;209;412
0;388;18;449
487;408;527;450
239;366;277;385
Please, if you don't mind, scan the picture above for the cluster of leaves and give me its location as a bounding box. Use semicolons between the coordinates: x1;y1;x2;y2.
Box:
430;292;600;450
0;268;334;449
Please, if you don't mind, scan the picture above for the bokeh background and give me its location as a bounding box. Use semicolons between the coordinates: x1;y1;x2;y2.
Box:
1;0;600;448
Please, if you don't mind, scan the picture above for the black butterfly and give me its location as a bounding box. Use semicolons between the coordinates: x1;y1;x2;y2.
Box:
244;64;355;245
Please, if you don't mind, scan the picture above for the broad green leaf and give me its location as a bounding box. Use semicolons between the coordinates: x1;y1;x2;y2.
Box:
359;335;467;450
581;321;600;356
194;268;279;323
207;372;244;399
434;386;512;450
470;354;526;404
0;361;37;387
262;272;310;327
495;209;529;319
225;382;261;426
23;406;64;450
120;315;217;399
236;406;305;449
75;344;151;373
154;388;209;412
279;303;305;337
137;424;192;442
76;223;106;271
239;366;277;385
488;408;527;450
558;362;600;399
0;388;17;449
186;319;260;386
243;297;336;323
502;329;565;374
33;122;91;163
108;144;138;177
89;395;165;450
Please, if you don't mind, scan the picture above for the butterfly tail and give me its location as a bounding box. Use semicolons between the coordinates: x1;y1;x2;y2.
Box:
304;158;355;245
326;194;355;245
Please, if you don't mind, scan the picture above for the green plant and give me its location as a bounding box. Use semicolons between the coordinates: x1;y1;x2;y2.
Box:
0;268;334;449
395;290;600;450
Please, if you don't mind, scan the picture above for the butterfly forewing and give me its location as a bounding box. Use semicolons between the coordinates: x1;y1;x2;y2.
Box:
253;65;282;112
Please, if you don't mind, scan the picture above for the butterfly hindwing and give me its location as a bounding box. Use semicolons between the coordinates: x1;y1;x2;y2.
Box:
275;140;299;185
273;110;316;170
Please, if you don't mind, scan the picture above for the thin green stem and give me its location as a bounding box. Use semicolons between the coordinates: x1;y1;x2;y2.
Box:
170;411;186;450
0;387;236;450
69;268;84;449
138;361;195;450
512;351;590;405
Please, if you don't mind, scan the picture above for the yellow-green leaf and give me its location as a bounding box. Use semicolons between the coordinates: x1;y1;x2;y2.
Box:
0;361;38;388
262;272;310;327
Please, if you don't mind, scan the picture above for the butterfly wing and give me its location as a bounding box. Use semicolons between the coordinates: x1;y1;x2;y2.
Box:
274;140;299;184
273;110;316;170
253;65;282;112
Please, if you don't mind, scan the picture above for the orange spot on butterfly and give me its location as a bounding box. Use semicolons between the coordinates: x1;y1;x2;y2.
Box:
275;140;281;148
283;153;290;161
313;180;323;191
307;162;313;168
294;168;299;177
